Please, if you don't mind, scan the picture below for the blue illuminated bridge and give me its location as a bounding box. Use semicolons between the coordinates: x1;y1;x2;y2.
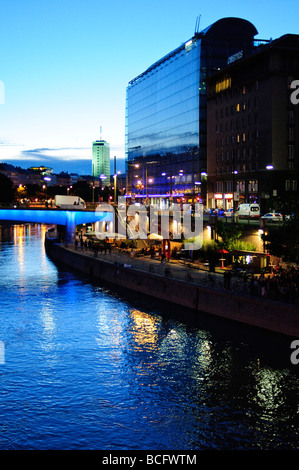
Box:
0;208;113;241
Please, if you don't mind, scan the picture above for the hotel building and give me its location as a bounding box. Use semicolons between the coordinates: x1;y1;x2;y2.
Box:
207;34;299;213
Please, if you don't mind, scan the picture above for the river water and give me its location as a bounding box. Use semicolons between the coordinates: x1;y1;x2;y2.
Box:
0;223;299;450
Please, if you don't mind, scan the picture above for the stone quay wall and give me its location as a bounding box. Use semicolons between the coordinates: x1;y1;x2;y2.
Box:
45;237;299;338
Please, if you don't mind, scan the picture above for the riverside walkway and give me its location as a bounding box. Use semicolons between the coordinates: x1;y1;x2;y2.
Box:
66;242;245;293
46;237;299;337
63;241;299;305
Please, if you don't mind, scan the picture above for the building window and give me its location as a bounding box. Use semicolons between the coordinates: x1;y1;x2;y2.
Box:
288;127;294;141
236;180;245;192
288;144;294;159
236;103;240;112
226;180;233;192
288;110;294;126
288;161;294;170
286;179;298;191
248;180;258;192
216;181;223;193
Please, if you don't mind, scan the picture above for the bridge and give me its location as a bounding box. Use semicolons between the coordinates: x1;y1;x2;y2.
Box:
0;208;113;242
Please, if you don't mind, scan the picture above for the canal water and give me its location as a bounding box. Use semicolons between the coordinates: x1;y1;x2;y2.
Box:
0;224;299;450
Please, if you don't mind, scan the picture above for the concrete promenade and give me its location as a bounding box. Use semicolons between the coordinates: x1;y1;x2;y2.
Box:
68;242;228;288
45;237;299;338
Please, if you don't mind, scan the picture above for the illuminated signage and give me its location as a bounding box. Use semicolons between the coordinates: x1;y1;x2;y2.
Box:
224;193;233;199
227;50;243;65
215;193;223;199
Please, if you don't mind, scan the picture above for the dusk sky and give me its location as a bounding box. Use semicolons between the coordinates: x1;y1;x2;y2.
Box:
0;0;298;175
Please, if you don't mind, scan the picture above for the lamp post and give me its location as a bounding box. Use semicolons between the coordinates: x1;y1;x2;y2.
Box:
232;170;238;223
113;174;117;203
259;165;274;213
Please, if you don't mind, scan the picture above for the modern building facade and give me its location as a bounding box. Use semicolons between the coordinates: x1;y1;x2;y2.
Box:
125;17;258;205
92;140;110;184
206;34;299;214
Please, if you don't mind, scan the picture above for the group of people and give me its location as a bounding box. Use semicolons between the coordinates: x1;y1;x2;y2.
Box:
248;267;299;303
74;237;111;256
223;264;299;303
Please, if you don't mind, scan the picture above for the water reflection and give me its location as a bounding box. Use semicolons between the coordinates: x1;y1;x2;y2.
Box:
129;309;161;348
0;224;298;450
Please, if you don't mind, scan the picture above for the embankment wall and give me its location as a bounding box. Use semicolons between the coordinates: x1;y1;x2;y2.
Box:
45;238;299;338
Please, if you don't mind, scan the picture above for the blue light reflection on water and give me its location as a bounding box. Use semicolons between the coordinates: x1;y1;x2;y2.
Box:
0;224;299;450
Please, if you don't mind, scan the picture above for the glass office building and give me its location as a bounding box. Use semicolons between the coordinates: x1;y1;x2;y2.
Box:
125;17;258;204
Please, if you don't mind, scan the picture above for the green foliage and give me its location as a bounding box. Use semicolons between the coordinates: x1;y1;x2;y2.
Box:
262;217;299;263
0;173;15;203
226;239;256;252
199;240;219;253
197;240;219;270
71;181;93;201
215;219;242;248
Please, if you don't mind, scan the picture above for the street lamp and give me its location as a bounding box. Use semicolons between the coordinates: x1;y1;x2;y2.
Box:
113;174;117;203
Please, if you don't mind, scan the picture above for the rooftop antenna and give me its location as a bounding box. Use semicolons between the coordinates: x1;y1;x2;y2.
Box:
194;15;201;35
100;125;102;140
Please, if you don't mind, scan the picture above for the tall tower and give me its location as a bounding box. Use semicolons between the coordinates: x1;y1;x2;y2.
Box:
92;133;110;183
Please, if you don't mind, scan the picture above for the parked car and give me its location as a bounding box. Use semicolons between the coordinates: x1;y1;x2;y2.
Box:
236;203;260;218
208;208;224;216
261;212;283;222
224;208;234;217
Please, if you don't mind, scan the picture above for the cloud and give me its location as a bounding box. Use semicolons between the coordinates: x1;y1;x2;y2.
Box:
0;145;126;174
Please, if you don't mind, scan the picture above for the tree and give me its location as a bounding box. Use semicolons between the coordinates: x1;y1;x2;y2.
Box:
71;181;93;201
215;219;242;249
262;217;299;263
0;173;15;204
214;219;256;252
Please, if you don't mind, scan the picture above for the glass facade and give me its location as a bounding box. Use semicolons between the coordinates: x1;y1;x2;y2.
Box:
126;40;201;198
125;18;258;201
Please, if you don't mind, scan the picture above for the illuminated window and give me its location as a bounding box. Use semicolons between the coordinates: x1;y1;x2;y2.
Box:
216;77;232;93
236;103;240;112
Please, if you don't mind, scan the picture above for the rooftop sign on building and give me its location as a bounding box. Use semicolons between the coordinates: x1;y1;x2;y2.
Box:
227;50;243;65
